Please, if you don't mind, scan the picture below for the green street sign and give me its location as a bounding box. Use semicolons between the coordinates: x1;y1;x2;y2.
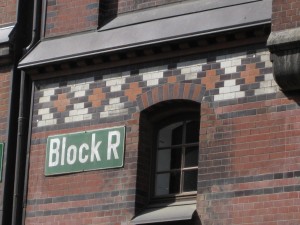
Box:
45;127;125;176
0;143;4;182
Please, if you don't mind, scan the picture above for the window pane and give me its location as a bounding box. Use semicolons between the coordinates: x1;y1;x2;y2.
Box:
169;171;181;194
155;171;180;196
185;121;199;144
183;170;197;192
156;149;171;172
158;122;183;147
184;146;198;168
170;148;181;170
155;173;170;196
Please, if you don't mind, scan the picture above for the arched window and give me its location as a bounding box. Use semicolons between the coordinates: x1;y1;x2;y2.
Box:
133;100;200;224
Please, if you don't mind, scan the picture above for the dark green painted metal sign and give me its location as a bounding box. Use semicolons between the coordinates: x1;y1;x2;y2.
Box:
0;143;3;182
45;127;125;176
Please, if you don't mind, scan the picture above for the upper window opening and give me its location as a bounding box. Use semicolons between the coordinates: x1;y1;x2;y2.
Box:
155;119;200;197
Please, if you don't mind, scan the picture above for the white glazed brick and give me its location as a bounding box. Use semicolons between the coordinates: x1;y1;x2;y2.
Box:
147;79;159;87
223;93;236;100
219;87;231;94
220;61;231;68
235;91;245;98
110;85;122;92
254;86;279;95
38;108;49;115
260;80;272;88
181;67;191;74
71;83;90;92
230;85;240;92
231;59;242;67
219;85;240;94
42;113;53;120
265;61;273;68
225;66;236;74
105;103;124;111
37;120;45;127
214;94;224;101
185;73;197;81
74;90;86;97
142;71;163;81
45;119;57;126
65;117;73;123
74;103;84;110
64;114;92;123
43;89;55;97
108;108;129;117
191;65;202;73
264;73;274;81
72;115;84;122
39;96;50;103
100;111;109;118
106;77;126;86
260;54;270;62
69;108;88;116
109;97;120;105
83;114;92;120
224;80;236;87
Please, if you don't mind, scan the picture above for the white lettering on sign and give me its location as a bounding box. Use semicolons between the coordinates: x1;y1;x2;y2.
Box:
49;138;60;167
91;133;101;162
107;131;120;160
79;143;89;163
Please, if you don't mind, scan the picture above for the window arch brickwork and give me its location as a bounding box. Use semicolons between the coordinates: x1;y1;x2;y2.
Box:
136;83;206;111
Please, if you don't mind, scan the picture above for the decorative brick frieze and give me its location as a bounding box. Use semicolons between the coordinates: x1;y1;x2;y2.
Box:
34;45;277;129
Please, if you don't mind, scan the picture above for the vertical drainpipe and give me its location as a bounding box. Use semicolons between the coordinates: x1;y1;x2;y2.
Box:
12;0;42;224
10;0;42;224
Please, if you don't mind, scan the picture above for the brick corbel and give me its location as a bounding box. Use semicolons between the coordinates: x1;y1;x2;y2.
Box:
267;27;300;91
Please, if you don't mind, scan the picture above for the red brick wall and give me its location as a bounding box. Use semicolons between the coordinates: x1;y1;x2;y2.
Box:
24;44;300;224
0;0;17;25
45;0;100;37
271;0;300;31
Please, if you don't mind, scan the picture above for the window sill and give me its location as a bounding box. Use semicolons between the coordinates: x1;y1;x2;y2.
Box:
131;200;196;224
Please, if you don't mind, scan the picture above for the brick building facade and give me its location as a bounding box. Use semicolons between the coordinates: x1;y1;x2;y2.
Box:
1;0;300;225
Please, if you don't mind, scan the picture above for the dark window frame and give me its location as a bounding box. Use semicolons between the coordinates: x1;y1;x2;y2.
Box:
149;106;200;203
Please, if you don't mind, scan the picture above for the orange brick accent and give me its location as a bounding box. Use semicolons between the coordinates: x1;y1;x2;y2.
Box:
167;76;177;83
89;88;106;107
53;93;70;112
241;64;260;84
125;82;142;102
201;70;220;90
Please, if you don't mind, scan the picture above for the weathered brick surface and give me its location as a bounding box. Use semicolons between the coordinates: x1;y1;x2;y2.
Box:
0;0;17;25
272;0;300;31
25;44;300;224
45;0;99;37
